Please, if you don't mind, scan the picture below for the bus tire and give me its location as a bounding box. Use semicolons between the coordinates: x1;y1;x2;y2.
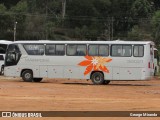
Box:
22;70;33;82
33;78;43;82
91;72;104;85
103;80;110;85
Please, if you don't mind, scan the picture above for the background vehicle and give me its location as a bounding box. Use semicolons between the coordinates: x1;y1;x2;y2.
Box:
0;40;12;75
4;40;155;84
153;48;159;76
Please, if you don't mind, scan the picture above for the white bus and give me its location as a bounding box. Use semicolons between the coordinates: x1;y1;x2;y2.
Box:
0;40;12;75
4;40;155;84
154;48;159;76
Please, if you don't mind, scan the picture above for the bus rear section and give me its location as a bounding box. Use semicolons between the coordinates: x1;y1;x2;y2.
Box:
144;43;154;79
153;48;159;76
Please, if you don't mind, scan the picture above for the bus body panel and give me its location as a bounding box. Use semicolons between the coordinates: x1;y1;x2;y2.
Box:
4;40;154;81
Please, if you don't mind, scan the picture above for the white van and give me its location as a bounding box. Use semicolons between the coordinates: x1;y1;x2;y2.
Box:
0;40;12;75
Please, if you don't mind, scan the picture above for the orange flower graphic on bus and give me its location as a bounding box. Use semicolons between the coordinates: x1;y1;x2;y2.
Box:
78;56;112;75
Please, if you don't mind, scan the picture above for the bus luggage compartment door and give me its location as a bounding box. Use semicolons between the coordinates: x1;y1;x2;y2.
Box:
39;66;48;78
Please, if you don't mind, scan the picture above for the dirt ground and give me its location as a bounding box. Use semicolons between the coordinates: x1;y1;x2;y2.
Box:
0;76;160;120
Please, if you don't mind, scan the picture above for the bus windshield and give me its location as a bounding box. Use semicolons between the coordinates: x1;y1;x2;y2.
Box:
5;44;21;66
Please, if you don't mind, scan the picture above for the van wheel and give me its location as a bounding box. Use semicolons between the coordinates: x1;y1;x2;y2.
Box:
91;72;104;85
33;78;43;82
0;66;4;75
103;80;110;85
22;70;33;82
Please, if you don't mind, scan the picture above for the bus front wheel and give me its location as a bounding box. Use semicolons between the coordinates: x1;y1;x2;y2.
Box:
22;70;33;82
91;72;104;85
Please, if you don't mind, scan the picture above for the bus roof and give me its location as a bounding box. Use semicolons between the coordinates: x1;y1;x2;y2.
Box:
11;40;154;45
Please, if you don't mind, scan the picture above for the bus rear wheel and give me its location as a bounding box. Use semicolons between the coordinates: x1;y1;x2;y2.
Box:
91;72;104;85
22;70;33;82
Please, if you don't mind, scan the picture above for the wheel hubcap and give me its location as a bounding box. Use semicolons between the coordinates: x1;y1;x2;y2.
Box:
95;75;100;81
25;73;31;79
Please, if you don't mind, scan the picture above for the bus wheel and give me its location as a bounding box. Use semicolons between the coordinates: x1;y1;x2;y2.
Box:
91;72;104;85
22;70;33;82
103;80;110;85
33;78;43;82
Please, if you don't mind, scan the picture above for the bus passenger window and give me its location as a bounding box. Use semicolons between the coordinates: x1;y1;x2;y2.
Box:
67;45;77;56
76;45;86;56
88;45;98;56
99;45;109;56
67;44;86;56
111;45;122;56
134;45;144;57
46;45;56;55
123;45;132;57
56;45;65;55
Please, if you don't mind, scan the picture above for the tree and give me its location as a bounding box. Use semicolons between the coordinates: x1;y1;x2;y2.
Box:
151;10;160;45
0;4;13;40
153;0;160;10
131;0;152;18
0;0;21;9
10;0;28;40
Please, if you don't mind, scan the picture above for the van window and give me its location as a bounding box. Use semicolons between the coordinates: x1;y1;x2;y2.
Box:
0;55;4;60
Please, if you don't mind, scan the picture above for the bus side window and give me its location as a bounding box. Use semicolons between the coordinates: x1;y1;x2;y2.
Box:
56;45;65;55
67;44;77;56
134;45;144;57
88;45;98;56
67;44;86;56
99;45;109;56
111;45;122;56
123;45;132;57
46;45;56;55
76;45;86;56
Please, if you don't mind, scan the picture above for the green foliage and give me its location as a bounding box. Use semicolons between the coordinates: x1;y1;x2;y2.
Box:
151;10;160;45
0;0;159;42
10;0;27;13
128;25;143;41
131;0;152;18
0;4;6;13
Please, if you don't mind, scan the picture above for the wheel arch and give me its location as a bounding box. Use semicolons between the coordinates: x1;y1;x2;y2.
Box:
21;69;33;77
90;71;104;79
